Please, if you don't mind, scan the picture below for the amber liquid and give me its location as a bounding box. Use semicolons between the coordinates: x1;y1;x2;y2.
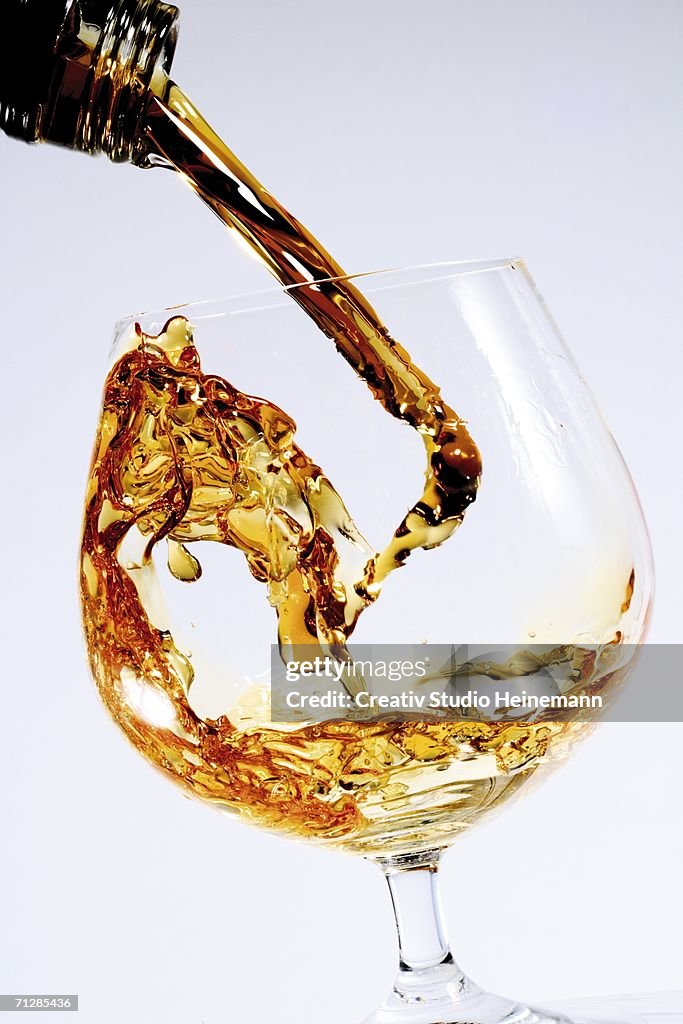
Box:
79;80;609;856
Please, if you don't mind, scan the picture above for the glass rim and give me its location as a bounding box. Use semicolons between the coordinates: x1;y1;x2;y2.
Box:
115;257;526;330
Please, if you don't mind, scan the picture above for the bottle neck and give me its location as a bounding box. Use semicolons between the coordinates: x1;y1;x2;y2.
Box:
0;0;178;162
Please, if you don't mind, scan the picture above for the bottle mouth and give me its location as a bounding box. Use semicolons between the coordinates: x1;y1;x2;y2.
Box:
0;0;179;161
74;0;179;162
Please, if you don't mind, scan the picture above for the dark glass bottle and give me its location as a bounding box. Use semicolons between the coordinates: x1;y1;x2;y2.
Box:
0;0;178;162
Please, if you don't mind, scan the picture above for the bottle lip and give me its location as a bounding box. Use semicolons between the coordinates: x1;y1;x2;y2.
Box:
0;0;74;141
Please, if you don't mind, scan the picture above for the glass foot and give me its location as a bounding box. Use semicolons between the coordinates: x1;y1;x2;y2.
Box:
360;963;571;1024
546;991;683;1024
360;964;683;1024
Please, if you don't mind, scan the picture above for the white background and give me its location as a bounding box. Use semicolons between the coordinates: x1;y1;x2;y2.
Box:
0;1;681;1020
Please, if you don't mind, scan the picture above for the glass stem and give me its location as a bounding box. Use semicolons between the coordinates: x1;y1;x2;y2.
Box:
379;851;472;1008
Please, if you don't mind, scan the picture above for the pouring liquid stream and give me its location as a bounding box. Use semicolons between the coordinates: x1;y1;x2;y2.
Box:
79;77;623;855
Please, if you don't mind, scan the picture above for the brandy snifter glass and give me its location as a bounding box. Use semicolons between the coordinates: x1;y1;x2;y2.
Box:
80;260;660;1024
